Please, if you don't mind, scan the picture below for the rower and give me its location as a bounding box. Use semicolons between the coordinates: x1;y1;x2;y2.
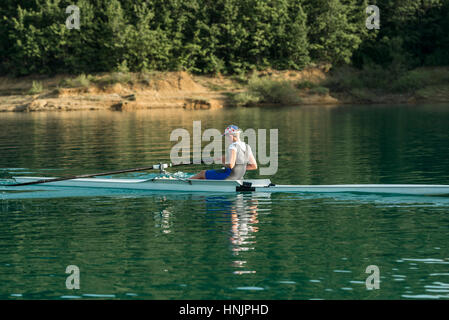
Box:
190;125;257;180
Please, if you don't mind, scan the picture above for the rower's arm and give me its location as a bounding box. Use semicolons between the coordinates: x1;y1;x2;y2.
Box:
226;149;237;169
246;153;258;170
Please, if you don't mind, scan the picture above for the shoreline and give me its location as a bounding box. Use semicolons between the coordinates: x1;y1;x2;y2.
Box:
0;68;448;113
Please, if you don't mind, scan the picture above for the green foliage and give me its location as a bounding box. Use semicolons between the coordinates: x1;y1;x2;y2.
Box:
0;0;311;75
415;85;449;102
232;91;261;106
350;88;376;101
231;75;303;106
246;76;302;105
93;72;133;87
231;73;250;85
391;68;449;93
327;64;449;98
0;0;447;75
6;0;69;75
296;81;317;90
28;81;43;94
325;66;365;91
310;86;330;95
354;0;449;69
60;74;91;88
303;0;365;65
295;80;329;95
326;64;397;92
115;61;130;73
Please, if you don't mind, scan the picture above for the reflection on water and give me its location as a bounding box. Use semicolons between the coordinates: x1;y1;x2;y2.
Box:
1;105;448;185
1;105;449;299
1;182;449;299
229;194;261;275
150;193;265;276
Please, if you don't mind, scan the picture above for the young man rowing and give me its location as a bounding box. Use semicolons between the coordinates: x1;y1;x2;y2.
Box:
190;125;258;180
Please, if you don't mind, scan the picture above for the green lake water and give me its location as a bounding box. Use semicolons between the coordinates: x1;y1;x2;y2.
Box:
1;104;449;299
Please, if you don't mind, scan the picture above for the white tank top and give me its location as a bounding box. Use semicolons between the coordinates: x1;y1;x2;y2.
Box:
225;141;253;180
226;141;252;165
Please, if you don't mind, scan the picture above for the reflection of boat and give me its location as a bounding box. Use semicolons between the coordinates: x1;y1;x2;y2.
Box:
7;176;449;196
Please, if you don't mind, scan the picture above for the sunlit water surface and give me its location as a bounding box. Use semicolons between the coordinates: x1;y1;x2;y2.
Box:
1;104;449;299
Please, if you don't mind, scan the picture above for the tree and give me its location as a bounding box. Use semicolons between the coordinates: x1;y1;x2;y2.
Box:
354;0;449;69
304;0;363;65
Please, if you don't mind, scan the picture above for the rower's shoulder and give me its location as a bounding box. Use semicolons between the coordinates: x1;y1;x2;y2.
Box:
228;141;240;149
228;141;250;151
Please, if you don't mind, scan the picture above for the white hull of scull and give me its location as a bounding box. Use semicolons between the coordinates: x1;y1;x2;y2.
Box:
7;177;449;196
264;184;449;196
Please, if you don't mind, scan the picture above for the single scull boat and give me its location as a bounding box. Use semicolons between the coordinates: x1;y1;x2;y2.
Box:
8;176;449;196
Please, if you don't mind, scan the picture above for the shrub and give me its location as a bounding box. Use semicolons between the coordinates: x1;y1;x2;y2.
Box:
324;66;363;92
391;68;449;93
391;71;425;92
232;91;260;106
60;74;92;88
93;72;132;87
231;73;249;85
115;60;130;73
247;76;302;105
296;80;317;90
350;88;376;102
358;64;392;89
138;71;153;86
415;85;449;101
326;64;396;92
28;81;43;94
309;86;329;95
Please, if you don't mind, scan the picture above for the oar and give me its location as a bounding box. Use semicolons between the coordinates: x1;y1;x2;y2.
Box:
5;159;217;187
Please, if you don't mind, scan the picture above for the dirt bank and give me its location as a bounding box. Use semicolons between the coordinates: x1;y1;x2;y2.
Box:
0;69;341;112
0;71;228;112
0;68;447;112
